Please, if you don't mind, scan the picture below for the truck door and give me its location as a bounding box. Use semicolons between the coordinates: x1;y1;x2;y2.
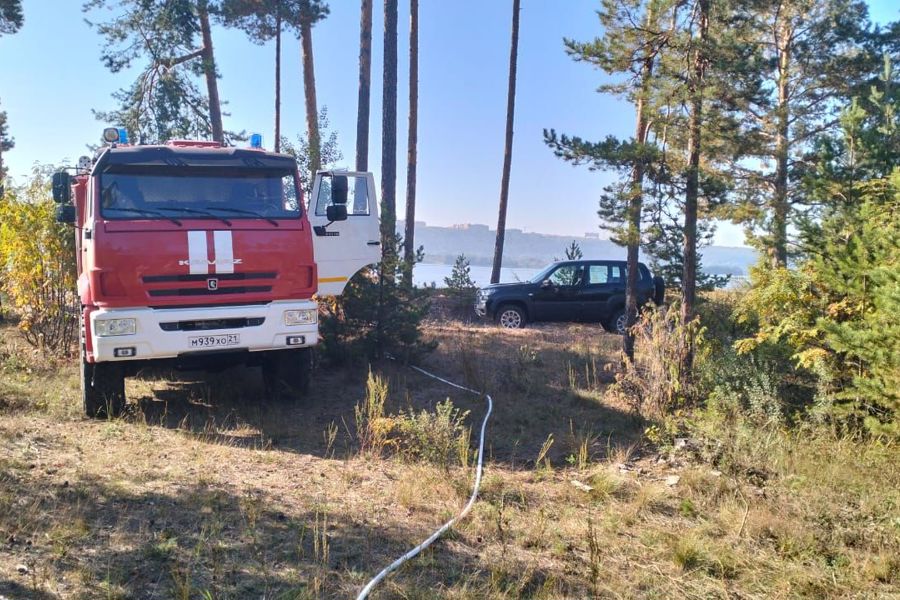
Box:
308;171;381;295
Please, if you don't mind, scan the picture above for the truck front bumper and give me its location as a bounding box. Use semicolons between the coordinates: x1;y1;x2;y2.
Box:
89;300;318;363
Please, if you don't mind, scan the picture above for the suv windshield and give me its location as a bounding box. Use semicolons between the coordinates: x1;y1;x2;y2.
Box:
99;166;300;221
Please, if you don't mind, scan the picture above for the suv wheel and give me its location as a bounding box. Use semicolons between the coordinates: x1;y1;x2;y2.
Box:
263;348;312;402
81;344;126;419
496;305;526;329
609;309;629;336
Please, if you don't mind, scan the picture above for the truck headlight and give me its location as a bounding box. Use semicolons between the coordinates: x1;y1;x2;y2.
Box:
284;309;317;326
95;318;136;337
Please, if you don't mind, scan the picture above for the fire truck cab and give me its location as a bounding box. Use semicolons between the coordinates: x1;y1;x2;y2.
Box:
53;129;380;418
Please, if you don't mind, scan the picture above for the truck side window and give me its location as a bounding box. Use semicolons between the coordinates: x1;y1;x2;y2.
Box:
351;177;369;216
315;175;370;216
282;174;299;212
315;177;332;215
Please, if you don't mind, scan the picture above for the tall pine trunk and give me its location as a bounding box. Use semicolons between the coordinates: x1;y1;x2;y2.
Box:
680;0;709;380
274;8;282;152
403;0;419;279
376;0;399;352
356;0;373;171
772;23;791;267
300;18;320;181
491;0;521;285
624;36;654;362
198;0;224;143
380;0;398;255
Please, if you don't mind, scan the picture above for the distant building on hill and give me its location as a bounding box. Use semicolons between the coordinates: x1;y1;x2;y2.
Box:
451;223;490;232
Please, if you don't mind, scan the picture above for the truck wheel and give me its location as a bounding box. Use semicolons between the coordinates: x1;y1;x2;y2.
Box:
496;304;526;329
263;348;312;402
81;350;126;419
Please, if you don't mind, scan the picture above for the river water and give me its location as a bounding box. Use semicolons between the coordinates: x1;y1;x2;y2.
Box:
413;263;539;288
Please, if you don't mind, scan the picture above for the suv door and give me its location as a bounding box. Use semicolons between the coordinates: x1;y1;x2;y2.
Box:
579;263;616;322
308;172;381;295
531;263;585;321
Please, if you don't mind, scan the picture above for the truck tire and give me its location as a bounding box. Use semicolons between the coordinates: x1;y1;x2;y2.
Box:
495;304;526;329
263;348;312;402
81;349;126;419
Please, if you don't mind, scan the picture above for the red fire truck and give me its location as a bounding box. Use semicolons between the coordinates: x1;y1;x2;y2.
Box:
53;128;381;418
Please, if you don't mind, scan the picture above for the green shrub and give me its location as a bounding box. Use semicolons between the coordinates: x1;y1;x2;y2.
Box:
607;306;708;418
395;399;470;470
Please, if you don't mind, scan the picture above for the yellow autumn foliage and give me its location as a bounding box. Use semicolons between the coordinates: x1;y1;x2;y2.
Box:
0;171;78;353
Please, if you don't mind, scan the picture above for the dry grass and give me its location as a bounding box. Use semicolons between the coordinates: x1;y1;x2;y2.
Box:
0;321;898;599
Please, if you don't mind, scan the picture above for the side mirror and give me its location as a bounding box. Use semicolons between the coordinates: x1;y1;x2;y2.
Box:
55;204;76;224
52;171;71;204
326;204;348;222
540;279;553;289
331;175;348;205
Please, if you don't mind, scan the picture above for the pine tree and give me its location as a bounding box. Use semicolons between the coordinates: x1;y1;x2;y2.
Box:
490;0;521;285
220;1;328;153
642;212;728;290
356;0;373;170
380;0;398;257
564;240;583;261
544;0;672;360
445;254;476;291
403;0;419;284
319;241;433;363
725;0;877;267
0;100;13;187
85;0;231;143
0;0;23;35
278;108;342;194
299;2;329;180
738;59;900;434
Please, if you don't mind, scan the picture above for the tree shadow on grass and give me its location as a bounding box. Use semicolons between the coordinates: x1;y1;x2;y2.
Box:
0;470;586;599
123;321;645;471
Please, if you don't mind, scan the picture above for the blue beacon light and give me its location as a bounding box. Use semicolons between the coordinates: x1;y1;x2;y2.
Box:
250;133;263;149
117;128;129;144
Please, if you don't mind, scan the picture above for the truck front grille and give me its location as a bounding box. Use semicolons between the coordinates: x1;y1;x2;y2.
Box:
148;285;272;297
142;272;276;283
142;271;277;298
159;317;265;332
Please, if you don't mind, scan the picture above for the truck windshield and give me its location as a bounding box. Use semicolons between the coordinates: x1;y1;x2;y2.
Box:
99;167;301;221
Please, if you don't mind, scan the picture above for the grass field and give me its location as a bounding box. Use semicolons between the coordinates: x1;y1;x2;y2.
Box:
0;318;897;599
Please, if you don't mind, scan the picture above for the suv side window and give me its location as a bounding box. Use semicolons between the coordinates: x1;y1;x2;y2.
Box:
609;264;625;283
549;264;584;287
587;265;609;285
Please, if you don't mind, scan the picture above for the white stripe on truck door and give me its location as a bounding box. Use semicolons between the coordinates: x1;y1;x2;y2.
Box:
187;231;208;275
213;230;234;274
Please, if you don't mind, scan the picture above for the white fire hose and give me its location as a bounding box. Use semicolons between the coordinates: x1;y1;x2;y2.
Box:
355;362;493;599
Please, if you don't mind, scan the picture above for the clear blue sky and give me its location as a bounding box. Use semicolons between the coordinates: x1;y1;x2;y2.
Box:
1;1;896;247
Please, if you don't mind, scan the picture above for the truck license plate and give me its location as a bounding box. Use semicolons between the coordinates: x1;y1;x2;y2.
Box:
189;334;240;349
